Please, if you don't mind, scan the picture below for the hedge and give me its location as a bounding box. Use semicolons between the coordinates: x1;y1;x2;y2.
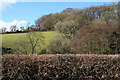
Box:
2;54;120;80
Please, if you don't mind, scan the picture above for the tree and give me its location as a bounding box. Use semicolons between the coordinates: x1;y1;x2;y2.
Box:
0;27;7;32
26;23;31;31
20;26;25;30
71;25;115;54
10;25;17;31
35;14;55;31
109;31;120;54
14;32;45;54
35;12;68;31
54;20;79;39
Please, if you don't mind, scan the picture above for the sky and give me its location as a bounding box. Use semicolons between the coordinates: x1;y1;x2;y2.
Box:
0;0;118;31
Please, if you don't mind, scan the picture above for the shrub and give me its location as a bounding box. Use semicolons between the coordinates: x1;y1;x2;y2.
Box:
2;54;120;80
46;35;71;54
39;49;47;54
2;47;13;54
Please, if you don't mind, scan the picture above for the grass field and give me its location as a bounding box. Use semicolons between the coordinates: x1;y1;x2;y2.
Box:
2;31;59;53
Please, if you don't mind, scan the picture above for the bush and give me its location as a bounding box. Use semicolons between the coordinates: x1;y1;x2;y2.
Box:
39;49;47;54
46;35;71;54
2;47;13;54
2;54;120;80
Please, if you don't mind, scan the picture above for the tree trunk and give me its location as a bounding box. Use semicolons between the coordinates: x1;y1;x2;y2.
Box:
32;48;34;54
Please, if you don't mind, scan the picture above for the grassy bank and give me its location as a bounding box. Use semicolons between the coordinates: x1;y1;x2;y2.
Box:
2;31;59;53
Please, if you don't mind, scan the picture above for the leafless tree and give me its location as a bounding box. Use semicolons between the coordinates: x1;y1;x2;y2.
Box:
15;32;44;54
0;27;7;32
20;26;25;30
10;25;17;31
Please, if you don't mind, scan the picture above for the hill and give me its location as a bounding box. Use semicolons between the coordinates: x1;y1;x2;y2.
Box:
2;31;59;54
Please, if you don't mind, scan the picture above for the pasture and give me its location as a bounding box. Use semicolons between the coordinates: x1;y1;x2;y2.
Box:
2;31;59;53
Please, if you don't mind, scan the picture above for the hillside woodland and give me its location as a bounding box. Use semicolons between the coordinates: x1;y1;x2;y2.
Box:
2;3;120;54
43;3;120;54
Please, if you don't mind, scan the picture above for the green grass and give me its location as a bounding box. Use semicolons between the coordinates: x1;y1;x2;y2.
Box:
2;31;59;53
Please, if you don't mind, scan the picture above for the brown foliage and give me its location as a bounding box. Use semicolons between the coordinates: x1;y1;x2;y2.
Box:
71;25;116;54
2;54;120;80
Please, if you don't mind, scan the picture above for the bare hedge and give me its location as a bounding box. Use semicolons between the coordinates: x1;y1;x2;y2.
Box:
2;54;120;80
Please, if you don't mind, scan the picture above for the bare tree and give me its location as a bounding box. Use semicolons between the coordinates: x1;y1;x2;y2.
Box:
10;25;17;31
0;27;7;32
20;26;25;30
15;32;45;54
27;32;45;54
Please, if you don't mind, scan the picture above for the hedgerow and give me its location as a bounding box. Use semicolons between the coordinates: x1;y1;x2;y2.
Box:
2;54;120;80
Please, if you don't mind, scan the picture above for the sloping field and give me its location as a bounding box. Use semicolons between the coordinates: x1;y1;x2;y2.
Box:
2;31;59;53
2;54;120;80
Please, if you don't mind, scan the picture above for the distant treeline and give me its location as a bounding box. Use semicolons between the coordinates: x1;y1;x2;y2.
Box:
0;30;29;34
0;29;53;34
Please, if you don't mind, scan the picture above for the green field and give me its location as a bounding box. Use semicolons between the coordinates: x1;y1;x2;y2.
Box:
2;31;59;53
